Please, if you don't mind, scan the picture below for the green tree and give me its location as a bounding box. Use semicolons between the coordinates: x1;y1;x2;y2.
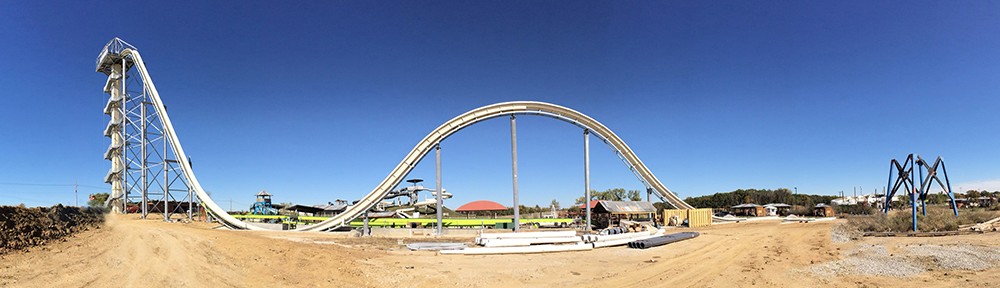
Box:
967;190;982;200
626;190;642;201
87;193;109;207
926;193;945;204
683;188;835;209
550;199;560;210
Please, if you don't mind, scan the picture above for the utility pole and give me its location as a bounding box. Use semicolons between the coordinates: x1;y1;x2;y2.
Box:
435;144;443;236
510;115;520;231
793;187;797;206
74;181;78;206
584;129;591;231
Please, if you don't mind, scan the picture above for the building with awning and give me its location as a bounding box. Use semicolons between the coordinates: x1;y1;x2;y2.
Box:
731;203;765;217
284;203;348;217
578;200;600;209
455;200;507;218
588;200;657;228
763;203;792;216
814;203;835;217
592;201;656;215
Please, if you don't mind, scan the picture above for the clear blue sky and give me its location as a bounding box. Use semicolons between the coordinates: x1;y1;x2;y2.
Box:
1;1;998;209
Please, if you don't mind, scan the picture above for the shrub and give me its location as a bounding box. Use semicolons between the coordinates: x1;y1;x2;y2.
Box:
835;204;878;215
845;206;999;232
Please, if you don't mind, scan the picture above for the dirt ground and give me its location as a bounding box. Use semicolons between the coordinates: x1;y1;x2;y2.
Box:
3;215;1000;287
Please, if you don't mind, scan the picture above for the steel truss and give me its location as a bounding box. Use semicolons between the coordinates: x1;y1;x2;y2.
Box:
883;153;959;231
98;38;196;221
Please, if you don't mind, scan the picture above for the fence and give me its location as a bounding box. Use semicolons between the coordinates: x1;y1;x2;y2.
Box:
663;208;713;227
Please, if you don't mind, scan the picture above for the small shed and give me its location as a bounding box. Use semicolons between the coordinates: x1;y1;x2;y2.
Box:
591;201;657;228
763;203;792;216
731;204;765;217
977;196;996;208
952;198;968;209
456;200;507;218
814;203;835;217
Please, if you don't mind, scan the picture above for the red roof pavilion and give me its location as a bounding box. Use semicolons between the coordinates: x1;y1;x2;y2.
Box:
456;200;507;212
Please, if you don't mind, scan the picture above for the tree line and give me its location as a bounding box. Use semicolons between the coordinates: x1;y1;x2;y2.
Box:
573;188;644;206
682;188;837;209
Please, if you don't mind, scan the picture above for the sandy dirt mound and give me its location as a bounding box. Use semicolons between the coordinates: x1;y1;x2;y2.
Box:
4;216;1000;287
0;205;104;254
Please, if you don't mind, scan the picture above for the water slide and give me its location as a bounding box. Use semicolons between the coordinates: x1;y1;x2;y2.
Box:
97;39;692;231
394;190;452;217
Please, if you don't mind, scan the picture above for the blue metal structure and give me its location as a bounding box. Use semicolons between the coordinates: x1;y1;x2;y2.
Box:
884;154;959;231
250;190;278;215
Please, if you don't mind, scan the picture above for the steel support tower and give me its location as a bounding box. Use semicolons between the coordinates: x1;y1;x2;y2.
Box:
97;38;195;221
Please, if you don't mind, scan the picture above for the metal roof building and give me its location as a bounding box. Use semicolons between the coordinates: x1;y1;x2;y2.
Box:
593;201;656;214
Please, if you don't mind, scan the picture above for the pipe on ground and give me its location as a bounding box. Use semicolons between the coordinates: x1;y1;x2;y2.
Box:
628;232;699;249
440;242;592;255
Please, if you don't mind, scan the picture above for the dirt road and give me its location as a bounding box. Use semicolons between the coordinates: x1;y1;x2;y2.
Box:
3;215;1000;287
0;215;369;287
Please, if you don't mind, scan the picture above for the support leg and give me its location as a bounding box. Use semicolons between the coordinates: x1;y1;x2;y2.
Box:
510;115;520;232
435;144;443;236
584;129;591;231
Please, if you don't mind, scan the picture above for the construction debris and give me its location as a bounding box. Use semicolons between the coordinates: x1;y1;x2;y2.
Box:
963;216;1000;232
780;216;837;224
406;242;467;251
442;223;671;255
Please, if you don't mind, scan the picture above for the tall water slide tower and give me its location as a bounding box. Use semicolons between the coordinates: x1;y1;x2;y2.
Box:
96;38;196;220
91;37;692;231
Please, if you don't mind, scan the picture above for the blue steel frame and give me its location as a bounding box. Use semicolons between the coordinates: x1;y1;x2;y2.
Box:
884;154;959;232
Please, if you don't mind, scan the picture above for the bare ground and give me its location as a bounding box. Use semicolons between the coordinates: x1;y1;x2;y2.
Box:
3;215;1000;287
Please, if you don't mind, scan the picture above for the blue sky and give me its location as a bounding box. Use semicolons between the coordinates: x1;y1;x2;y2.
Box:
1;1;999;209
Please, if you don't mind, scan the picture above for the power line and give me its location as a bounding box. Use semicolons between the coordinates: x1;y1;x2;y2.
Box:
0;182;105;190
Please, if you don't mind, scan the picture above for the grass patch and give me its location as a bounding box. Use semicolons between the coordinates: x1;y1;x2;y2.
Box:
845;206;999;232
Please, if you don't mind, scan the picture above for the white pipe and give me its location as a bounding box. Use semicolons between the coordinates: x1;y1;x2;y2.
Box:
478;230;576;239
712;216;747;222
441;243;592;255
481;236;583;247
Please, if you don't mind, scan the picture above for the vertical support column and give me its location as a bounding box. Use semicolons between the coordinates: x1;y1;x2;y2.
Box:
584;129;591;231
884;162;894;213
435;144;443;236
141;103;148;219
919;164;926;216
164;131;169;221
942;161;959;217
647;187;652;203
510;115;520;232
188;186;193;221
120;59;128;214
910;159;917;232
363;212;370;237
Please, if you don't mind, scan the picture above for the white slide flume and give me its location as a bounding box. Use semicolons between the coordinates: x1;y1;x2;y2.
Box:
98;39;692;231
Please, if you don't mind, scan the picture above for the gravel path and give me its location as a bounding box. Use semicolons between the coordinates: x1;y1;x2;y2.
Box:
808;243;1000;277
